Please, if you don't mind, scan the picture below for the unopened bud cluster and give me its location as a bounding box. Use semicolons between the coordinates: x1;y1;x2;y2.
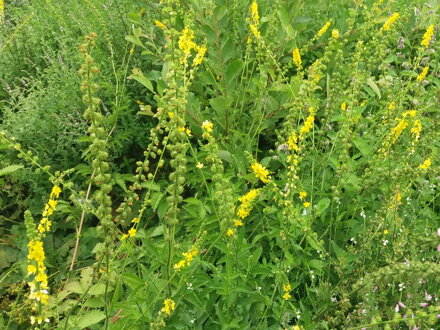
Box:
78;33;114;246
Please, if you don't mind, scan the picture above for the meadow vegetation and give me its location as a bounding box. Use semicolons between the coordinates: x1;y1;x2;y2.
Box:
0;0;439;329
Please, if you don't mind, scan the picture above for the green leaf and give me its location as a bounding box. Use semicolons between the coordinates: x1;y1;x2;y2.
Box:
315;198;331;215
0;164;23;177
88;283;107;295
353;137;371;156
225;59;244;85
125;35;144;47
76;310;106;329
129;68;154;93
65;281;85;295
122;273;145;290
366;78;381;99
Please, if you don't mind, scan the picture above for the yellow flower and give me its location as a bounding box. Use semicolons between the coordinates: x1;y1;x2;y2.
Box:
299;191;307;200
174;246;199;269
419;158;431;170
128;227;137;237
173;259;186;270
233;219;244;227
282;292;292;300
131;217;140;223
196;162;204;169
27;264;37;275
249;24;261;39
283;283;292;292
161;298;175;316
168;112;175;118
154;20;167;30
388;102;396;110
292;48;302;69
287;131;299;152
403;110;416;118
390;119;408;145
383;229;389;235
331;29;340;39
421;24;434;48
50;185;61;199
237;189;260;219
226;228;235;237
382;12;400;31
121;233;129;240
178;27;196;56
316;21;331;38
193;45;207;66
299;113;315;139
416;66;429;82
251;1;259;24
251;162;270;183
303;202;311;208
411;119;422;142
340;102;347;111
201;120;213;132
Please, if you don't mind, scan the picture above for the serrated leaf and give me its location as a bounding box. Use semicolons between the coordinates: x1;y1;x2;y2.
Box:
88;283;107;295
76;310;106;329
65;281;85;295
0;164;23;177
84;297;105;308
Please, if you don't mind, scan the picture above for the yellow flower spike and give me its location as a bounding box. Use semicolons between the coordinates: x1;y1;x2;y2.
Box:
292;48;302;69
382;12;400;31
178;27;196;56
251;162;270;183
416;66;429;82
50;185;61;199
237;189;260;219
250;1;259;25
421;24;434;48
316;21;331;38
419;158;431;170
154;20;167;30
161;298;175;316
249;24;261;39
173;259;186;270
193;44;207;66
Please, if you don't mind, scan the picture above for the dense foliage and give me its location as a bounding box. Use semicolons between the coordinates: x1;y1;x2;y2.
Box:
0;0;439;329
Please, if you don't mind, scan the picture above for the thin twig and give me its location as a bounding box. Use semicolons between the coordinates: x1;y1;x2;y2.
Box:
69;169;96;272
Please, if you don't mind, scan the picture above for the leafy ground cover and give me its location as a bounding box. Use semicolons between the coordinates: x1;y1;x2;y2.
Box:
0;0;439;329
